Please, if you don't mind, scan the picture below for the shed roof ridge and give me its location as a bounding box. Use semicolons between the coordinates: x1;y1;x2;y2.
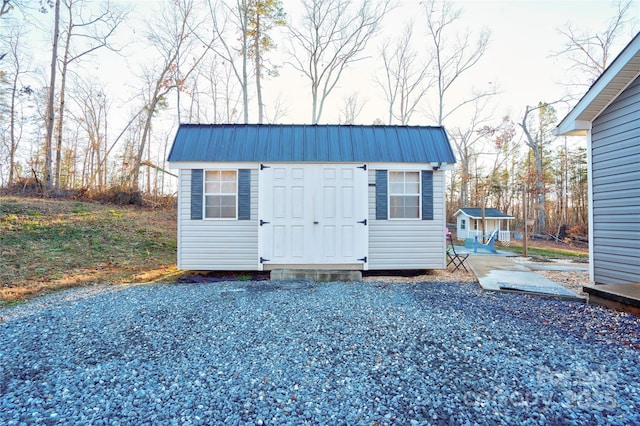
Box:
179;123;446;130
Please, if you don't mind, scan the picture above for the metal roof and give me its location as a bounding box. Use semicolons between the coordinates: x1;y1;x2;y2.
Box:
454;208;515;219
555;32;640;136
167;124;456;164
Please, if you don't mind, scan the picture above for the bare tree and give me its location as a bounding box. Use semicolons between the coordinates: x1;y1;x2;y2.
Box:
518;102;560;235
554;0;634;87
477;116;518;212
209;0;251;123
1;0;12;17
447;96;495;208
187;55;243;123
3;21;31;186
130;0;213;192
69;77;109;190
422;0;491;126
287;0;391;124
43;0;60;189
263;93;288;123
53;0;126;188
339;92;364;124
376;23;431;125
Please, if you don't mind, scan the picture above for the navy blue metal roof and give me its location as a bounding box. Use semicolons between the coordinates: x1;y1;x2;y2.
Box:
167;124;457;164
455;208;515;219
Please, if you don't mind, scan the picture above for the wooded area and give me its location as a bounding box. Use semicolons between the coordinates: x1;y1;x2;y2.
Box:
0;0;636;237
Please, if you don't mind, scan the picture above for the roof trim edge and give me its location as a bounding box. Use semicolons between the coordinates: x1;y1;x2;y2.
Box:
555;32;640;136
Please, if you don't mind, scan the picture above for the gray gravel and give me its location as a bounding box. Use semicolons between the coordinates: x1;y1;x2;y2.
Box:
1;280;639;425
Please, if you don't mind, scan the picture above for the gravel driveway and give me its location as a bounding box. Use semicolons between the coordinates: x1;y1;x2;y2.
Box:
1;280;639;425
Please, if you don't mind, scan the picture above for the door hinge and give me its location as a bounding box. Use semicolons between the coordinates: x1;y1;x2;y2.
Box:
357;164;367;170
260;257;270;263
260;219;270;226
357;219;367;226
357;256;367;263
260;164;270;170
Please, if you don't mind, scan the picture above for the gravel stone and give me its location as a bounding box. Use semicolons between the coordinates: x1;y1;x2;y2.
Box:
1;280;639;425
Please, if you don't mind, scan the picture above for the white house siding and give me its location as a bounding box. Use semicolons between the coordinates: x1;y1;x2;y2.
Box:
590;75;640;284
367;167;446;270
177;167;259;270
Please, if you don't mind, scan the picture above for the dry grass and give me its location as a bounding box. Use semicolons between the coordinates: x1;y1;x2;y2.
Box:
0;196;177;304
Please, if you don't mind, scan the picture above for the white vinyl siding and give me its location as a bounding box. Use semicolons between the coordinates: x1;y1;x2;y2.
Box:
177;168;258;270
175;163;447;271
590;74;640;285
368;167;446;269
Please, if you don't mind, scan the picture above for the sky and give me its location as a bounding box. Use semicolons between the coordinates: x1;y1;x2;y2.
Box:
265;0;640;127
19;0;640;129
3;0;640;172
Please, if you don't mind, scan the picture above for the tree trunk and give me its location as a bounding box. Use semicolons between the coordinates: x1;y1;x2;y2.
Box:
519;105;548;234
532;143;546;233
8;56;19;186
241;0;249;123
44;0;61;190
55;3;73;188
254;12;264;123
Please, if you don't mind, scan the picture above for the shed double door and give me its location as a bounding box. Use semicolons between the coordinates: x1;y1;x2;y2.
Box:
258;164;368;268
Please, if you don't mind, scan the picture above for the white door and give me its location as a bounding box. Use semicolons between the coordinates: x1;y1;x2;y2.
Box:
258;164;368;268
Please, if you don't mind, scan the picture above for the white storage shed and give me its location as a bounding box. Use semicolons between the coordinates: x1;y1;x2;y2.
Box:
167;124;457;272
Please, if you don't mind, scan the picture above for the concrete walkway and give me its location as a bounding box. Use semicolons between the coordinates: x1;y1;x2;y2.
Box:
457;246;587;301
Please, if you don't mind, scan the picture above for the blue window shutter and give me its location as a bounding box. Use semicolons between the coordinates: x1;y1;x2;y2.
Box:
191;169;203;220
238;169;251;220
376;170;388;220
422;170;433;220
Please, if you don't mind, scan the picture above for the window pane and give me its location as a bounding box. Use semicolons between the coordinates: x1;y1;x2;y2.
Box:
405;182;420;193
390;182;404;193
221;170;236;180
205;206;220;218
405;195;419;209
219;195;236;207
390;195;419;219
205;195;236;218
205;170;220;181
405;172;419;183
221;181;237;193
220;206;236;218
205;195;222;208
205;170;237;194
405;196;420;218
389;171;403;183
205;182;221;193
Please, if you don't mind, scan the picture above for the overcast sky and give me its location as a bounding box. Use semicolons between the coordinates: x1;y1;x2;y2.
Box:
266;0;640;127
13;0;640;132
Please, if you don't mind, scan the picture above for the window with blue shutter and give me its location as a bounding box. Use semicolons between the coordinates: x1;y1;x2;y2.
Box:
192;168;250;220
238;169;251;220
190;169;203;220
421;171;433;220
375;170;388;220
376;169;434;220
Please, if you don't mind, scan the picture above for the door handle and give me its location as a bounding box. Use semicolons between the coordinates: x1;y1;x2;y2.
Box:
313;221;319;224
